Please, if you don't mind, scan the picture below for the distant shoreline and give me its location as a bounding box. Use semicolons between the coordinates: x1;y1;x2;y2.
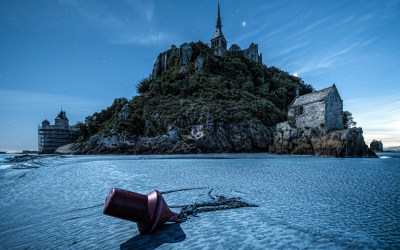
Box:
1;151;398;159
0;151;39;154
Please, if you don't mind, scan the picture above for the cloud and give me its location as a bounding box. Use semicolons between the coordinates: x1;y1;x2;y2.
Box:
346;96;400;118
382;119;400;124
0;89;112;151
232;22;270;44
291;16;331;37
58;0;78;6
276;42;310;57
332;15;356;27
290;41;367;76
231;1;298;45
110;32;172;45
0;89;107;114
122;0;155;22
344;94;400;147
58;0;172;45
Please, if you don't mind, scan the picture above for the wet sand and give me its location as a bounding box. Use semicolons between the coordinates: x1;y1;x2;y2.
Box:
0;154;399;249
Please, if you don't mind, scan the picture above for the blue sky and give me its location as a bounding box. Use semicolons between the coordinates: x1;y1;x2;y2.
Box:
0;0;399;151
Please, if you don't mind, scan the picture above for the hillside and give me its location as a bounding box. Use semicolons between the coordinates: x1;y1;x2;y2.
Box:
72;41;313;154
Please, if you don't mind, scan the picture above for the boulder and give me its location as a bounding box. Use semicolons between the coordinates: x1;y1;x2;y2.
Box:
55;143;75;154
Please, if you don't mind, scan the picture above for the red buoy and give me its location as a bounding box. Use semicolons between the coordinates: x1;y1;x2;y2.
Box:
103;188;180;234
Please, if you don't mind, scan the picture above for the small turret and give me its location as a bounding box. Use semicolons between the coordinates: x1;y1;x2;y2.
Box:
55;110;69;127
42;119;50;127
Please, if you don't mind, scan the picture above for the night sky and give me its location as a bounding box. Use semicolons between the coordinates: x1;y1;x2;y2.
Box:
1;0;399;151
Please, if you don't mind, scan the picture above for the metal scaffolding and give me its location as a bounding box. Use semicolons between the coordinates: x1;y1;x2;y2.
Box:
38;125;79;154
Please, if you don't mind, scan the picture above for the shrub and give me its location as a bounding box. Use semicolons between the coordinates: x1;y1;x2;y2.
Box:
136;75;152;94
343;111;357;129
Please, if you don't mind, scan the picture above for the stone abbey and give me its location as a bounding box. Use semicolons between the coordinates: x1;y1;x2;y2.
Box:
151;1;344;132
152;1;262;79
36;1;356;156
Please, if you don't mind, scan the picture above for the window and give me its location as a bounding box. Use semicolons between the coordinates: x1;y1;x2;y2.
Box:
298;106;304;116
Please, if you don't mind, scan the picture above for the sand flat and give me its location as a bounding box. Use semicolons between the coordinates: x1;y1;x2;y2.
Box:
0;154;399;249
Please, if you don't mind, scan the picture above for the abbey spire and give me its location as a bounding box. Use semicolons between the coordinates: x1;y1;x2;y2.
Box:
211;0;227;56
216;0;222;30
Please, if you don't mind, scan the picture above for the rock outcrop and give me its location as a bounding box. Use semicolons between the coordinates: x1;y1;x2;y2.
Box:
179;43;193;67
152;43;197;79
63;40;375;158
152;45;179;79
57;107;275;155
57;119;375;158
269;122;377;157
195;55;205;71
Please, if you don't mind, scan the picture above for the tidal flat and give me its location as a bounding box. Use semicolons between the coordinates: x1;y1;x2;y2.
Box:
0;153;399;249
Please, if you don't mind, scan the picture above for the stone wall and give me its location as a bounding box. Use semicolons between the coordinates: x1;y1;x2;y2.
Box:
243;43;262;63
325;87;344;130
213;47;226;57
293;101;325;129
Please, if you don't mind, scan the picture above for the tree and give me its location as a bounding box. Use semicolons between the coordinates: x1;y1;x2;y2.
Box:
136;74;152;94
229;44;241;52
76;41;317;142
75;122;89;142
343;111;356;128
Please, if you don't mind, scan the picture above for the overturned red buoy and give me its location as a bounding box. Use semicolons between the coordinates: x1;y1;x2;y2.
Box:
103;188;180;234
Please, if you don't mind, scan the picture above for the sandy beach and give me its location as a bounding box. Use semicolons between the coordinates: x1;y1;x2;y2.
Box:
0;153;399;249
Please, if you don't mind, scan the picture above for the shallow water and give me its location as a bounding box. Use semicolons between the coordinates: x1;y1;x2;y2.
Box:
0;153;22;162
0;153;399;249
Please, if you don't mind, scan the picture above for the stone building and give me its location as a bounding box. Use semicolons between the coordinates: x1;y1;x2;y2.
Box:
370;140;383;152
211;1;227;57
243;43;262;64
151;1;263;79
210;1;262;62
38;110;80;154
288;84;344;131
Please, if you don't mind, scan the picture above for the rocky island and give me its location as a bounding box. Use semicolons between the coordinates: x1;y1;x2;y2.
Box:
57;3;375;158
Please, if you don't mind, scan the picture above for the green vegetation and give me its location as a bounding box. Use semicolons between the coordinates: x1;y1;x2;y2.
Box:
343;111;357;129
77;42;313;141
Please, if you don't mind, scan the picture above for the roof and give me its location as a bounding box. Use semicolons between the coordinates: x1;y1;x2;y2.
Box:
212;28;225;40
289;86;332;108
55;111;69;120
212;0;225;41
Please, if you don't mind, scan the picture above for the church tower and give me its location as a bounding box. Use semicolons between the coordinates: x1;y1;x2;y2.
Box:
211;0;227;56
